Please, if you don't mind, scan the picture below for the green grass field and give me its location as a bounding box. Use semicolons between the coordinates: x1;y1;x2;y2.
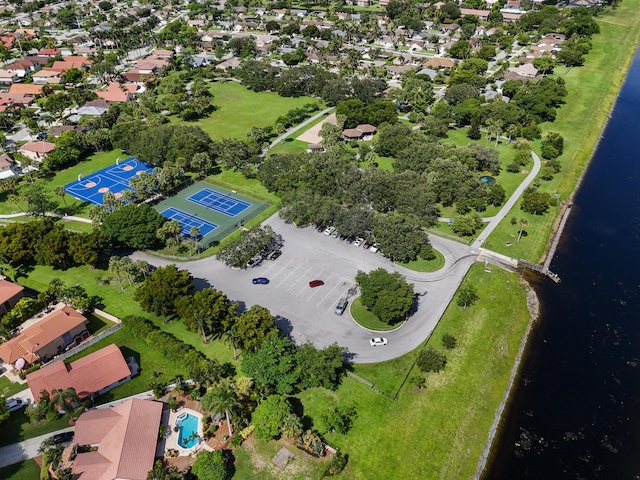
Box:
0;407;73;448
486;1;640;261
171;81;316;140
296;263;530;479
349;297;400;332
0;376;28;398
0;460;41;480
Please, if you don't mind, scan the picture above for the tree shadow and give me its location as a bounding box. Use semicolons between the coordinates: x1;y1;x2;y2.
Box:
231;300;246;315
407;294;420;318
274;315;293;337
193;276;211;291
341;349;358;365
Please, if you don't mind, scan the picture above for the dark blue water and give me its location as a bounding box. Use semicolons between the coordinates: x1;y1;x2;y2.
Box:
484;47;640;478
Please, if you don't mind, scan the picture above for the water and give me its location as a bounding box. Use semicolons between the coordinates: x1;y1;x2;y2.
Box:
484;46;640;478
177;413;200;448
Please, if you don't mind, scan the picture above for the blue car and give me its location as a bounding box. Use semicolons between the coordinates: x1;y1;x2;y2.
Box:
252;277;269;285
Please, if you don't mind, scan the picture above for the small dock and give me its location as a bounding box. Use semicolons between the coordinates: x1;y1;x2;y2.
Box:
517;259;561;283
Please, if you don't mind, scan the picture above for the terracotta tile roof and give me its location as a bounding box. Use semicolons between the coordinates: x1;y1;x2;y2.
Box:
73;398;163;480
355;124;377;134
0;279;23;303
0;306;87;364
37;48;61;56
96;90;131;103
19;140;56;153
27;344;131;402
0;154;14;169
9;84;43;95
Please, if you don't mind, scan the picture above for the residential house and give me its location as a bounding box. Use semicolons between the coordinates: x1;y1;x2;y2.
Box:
0;279;24;314
9;84;44;95
424;57;456;69
96;83;134;103
5;56;46;78
307;143;325;153
0;70;18;85
31;70;62;84
18;140;56;162
74;100;110;117
27;344;133;403
507;63;538;78
460;8;490;21
0;305;89;368
342;124;377;141
72;398;163;480
36;48;61;57
48;125;85;137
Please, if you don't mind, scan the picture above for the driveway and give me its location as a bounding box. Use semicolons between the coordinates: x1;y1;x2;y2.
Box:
0;426;75;469
132;214;476;363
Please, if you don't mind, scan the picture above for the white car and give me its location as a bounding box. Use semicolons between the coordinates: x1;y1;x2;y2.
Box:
323;226;335;236
369;337;388;347
5;397;28;412
369;243;380;253
353;237;364;247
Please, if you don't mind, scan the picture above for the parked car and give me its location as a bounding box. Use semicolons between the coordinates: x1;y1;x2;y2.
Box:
309;280;325;288
50;432;74;444
323;226;335;236
345;236;355;244
5;397;27;412
369;243;380;253
268;250;282;260
331;230;340;239
363;241;371;249
353;237;364;247
369;337;388;347
316;224;326;232
246;254;263;268
334;298;348;315
252;277;269;284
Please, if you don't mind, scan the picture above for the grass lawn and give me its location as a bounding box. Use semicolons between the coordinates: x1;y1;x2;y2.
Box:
268;138;310;156
349;297;400;332
0;407;74;448
296;263;531;479
0;376;28;398
0;460;41;480
397;249;445;272
486;1;640;261
233;437;329;480
170;81;316;140
85;312;116;336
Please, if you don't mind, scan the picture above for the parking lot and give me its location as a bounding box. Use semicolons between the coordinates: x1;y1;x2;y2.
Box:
134;214;476;363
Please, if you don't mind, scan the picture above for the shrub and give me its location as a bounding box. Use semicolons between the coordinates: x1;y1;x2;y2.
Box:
323;451;348;477
416;347;447;373
507;162;521;173
441;333;457;350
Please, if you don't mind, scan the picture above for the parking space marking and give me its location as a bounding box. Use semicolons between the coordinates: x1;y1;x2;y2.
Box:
327;286;352;312
259;258;292;278
298;272;333;298
286;266;313;292
275;263;304;288
317;281;344;307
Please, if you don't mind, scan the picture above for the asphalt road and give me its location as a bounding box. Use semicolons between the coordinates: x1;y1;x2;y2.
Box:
0;426;75;469
132;214;476;363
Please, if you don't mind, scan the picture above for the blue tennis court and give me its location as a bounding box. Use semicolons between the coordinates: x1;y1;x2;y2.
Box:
160;207;218;238
187;188;252;217
64;157;155;205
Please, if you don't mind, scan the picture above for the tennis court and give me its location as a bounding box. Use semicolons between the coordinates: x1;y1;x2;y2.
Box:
187;188;251;217
154;181;270;249
160;207;218;238
64;157;155;205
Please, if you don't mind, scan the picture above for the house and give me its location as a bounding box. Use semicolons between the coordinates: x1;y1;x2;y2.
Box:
72;398;163;480
9;84;44;95
307;143;325;153
75;100;110;117
0;70;18;84
342;124;377;141
27;344;133;403
36;48;61;57
96;87;134;103
507;63;538;77
0;305;89;367
48;125;85;137
424;57;456;69
18;141;56;162
0;279;24;314
32;70;62;84
5;56;46;78
459;8;490;21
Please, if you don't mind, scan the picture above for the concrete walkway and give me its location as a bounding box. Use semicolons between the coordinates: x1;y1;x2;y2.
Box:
0;212;92;223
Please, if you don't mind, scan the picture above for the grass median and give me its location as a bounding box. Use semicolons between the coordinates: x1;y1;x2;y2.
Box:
350;297;400;332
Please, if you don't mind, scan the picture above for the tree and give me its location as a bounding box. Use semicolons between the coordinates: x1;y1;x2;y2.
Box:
252;395;292;440
50;387;80;414
201;381;240;437
175;288;233;337
21;183;56;216
61;67;84;85
355;268;414;325
281;413;304;440
233;305;278;352
451;212;482;236
242;334;298;395
0;398;8;423
448;40;472;59
55;186;68;211
456;283;479;310
521;189;551;215
134;264;193;315
101;204;166;249
517;217;529;243
441;333;457;350
416;347;447;373
191;451;230;480
316;404;357;435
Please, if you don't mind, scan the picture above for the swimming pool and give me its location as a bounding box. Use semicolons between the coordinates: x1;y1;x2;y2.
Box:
176;412;200;448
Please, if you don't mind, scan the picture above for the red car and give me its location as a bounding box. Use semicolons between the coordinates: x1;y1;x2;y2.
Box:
309;280;325;288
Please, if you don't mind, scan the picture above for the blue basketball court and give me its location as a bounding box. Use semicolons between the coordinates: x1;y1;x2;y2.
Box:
160;207;218;238
187;188;252;217
64;157;155;205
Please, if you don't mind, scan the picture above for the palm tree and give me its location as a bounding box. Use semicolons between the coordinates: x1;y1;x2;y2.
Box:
55;186;67;212
506;124;518;143
194;309;209;344
189;227;200;257
221;325;240;360
517;218;529;243
151;296;172;324
201;382;240;437
108;256;125;291
7;193;23;212
50;388;80;415
281;413;303;440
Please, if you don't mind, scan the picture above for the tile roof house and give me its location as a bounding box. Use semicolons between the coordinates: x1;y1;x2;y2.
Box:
27;343;132;403
96;88;133;103
343;124;377;141
18;140;56;162
0;279;24;314
37;48;62;57
32;69;62;84
9;84;44;95
5;56;46;78
0;305;89;367
75;99;110;117
0;69;19;84
72;398;163;480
